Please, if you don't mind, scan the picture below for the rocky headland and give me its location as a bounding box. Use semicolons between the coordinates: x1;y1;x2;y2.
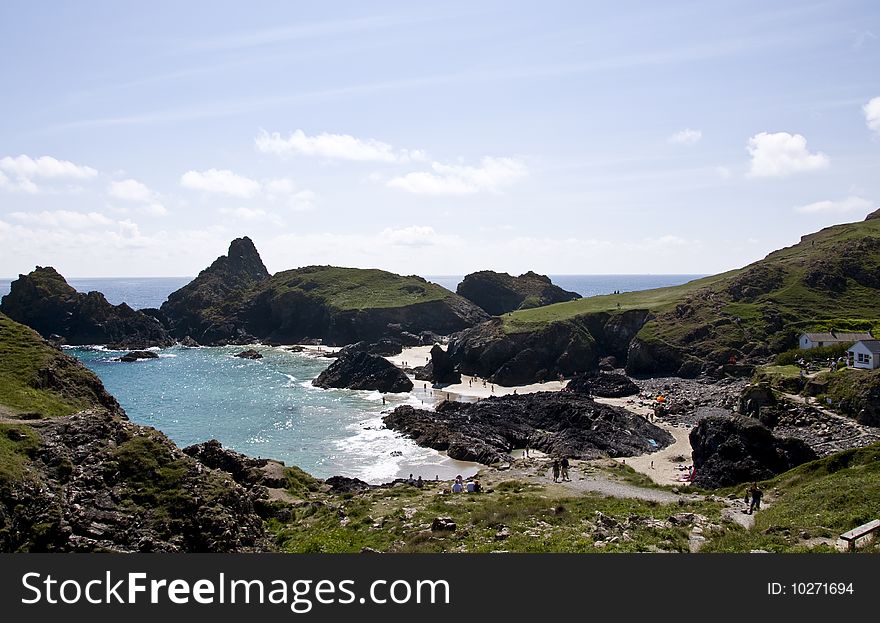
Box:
313;351;414;393
0;267;172;349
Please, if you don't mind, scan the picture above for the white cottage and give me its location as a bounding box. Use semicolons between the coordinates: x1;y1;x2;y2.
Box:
847;340;880;370
799;331;873;349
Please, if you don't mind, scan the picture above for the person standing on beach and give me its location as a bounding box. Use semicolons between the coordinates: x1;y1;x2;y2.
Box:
552;459;560;482
560;456;570;481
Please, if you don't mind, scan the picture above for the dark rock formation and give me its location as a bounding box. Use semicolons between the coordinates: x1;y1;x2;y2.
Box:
325;476;373;493
384;392;674;465
160;237;269;345
116;350;160;362
338;339;403;357
689;413;817;489
566;372;639;397
313;351;414;393
598;356;618;371
457;270;581;315
423;344;460;385
447;310;651;386
234;348;263;360
0;267;172;348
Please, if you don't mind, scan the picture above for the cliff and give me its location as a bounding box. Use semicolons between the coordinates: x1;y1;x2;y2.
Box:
0;267;171;348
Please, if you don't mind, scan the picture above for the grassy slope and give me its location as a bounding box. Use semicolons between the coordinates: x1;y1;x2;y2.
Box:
0;313;104;417
263;266;453;311
702;443;880;552
502;218;880;350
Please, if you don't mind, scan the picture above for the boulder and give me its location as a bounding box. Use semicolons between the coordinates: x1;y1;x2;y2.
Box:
338;339;403;357
183;439;287;488
598;356;618;371
116;350;160;363
313;351;414;393
428;344;460;385
325;476;373;493
234;349;263;360
431;517;457;532
689;413;817;489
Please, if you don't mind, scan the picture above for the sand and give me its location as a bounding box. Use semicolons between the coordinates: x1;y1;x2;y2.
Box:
594;396;695;487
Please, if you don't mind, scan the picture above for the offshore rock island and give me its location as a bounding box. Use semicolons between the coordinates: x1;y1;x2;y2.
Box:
1;211;880;553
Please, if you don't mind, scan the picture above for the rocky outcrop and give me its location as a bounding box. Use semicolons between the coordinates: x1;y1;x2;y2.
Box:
115;350;160;362
160;237;269;345
566;372;639;397
0;410;269;552
689;413;817;489
313;351;413;393
422;344;460;385
446;310;651;386
234;349;263;360
0;267;172;348
383;392;674;465
456;270;581;315
183;439;286;488
338;339;403;357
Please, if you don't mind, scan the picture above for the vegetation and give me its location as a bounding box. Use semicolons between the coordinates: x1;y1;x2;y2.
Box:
264;266;452;311
0;424;41;486
0;313;110;417
703;443;880;552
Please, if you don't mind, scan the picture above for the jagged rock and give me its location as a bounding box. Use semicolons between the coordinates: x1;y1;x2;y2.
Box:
313;351;414;393
183;439;286;488
384;392;674;465
431;517;457;532
456;270;581;315
325;476;373;493
598;356;618;371
689;413;817;488
428;344;460;384
566;371;639;397
116;350;160;362
234;349;263;360
179;336;200;347
0;267;172;348
338;339;403;357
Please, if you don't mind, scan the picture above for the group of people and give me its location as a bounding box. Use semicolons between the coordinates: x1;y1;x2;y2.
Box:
451;474;481;493
551;456;571;482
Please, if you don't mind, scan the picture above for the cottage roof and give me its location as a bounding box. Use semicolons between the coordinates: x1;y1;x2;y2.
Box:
851;340;880;354
802;331;873;343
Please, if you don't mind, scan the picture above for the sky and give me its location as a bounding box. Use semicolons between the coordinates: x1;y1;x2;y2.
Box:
1;0;879;277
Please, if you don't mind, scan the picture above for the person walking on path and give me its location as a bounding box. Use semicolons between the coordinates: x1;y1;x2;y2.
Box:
746;482;763;514
560;456;570;481
551;459;560;483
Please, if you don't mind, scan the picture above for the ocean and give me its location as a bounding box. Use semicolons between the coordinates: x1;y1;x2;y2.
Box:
0;274;704;309
2;273;703;482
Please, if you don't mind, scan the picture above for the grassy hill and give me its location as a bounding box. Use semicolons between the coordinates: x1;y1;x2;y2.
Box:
497;214;880;375
263;266;451;311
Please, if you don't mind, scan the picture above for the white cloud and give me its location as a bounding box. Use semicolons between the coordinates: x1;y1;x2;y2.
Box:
181;169;316;211
180;168;262;197
746;132;829;177
387;157;528;195
107;178;167;215
379;226;450;247
255;129;426;163
794;196;875;214
9;210;114;229
0;154;98;193
668;128;702;145
864;97;880;136
108;178;152;202
219;207;282;224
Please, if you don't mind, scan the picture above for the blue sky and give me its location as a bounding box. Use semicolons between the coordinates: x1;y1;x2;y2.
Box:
1;0;879;277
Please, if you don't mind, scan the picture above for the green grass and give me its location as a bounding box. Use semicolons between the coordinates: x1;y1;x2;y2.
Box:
703;444;880;552
0;313;103;417
265;266;453;311
0;424;41;485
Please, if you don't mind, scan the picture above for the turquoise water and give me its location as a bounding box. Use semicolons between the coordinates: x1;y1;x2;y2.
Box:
70;344;471;483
